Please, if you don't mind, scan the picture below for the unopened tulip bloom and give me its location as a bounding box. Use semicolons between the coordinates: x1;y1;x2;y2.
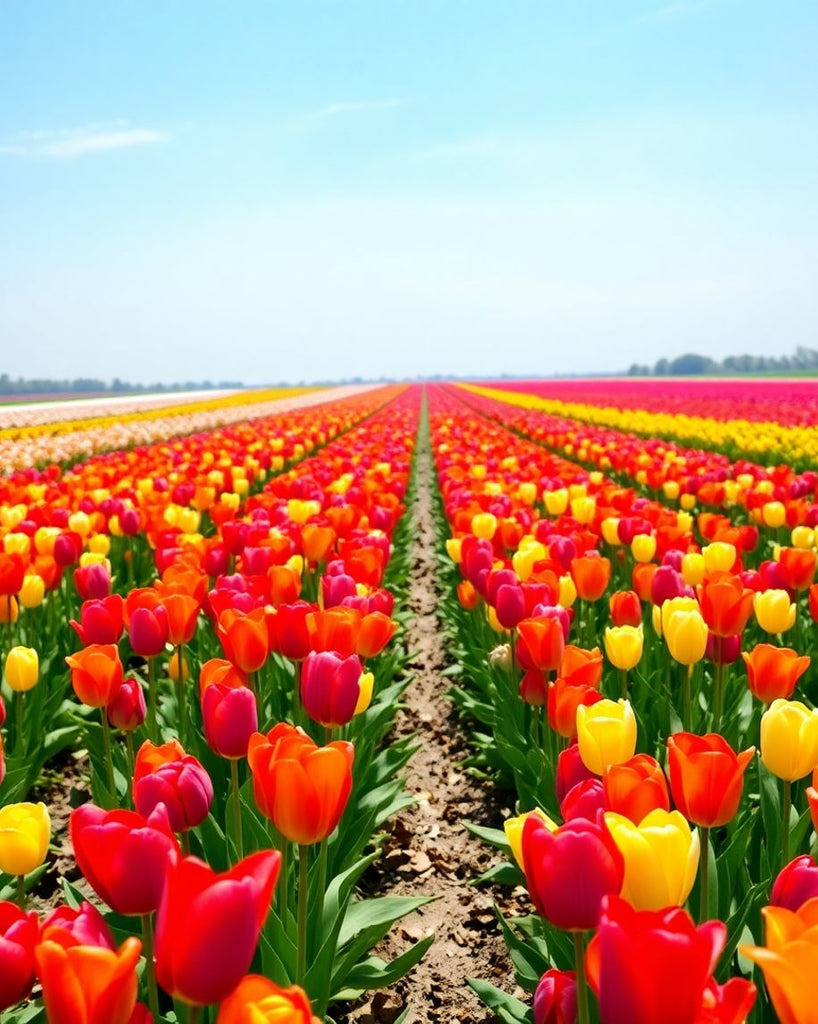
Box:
560;645;603;688
4;647;38;692
216;975;319;1024
218;608;270;673
41;902;115;950
631;534;656;563
699;576;755;638
741;900;818;1024
571;556;611;603
248;723;354;844
609;590;642;628
743;644;810;703
35;934;142;1024
0;802;50;877
107;678;146;732
155;850;280;1006
702;542;737;574
533;969;577;1024
0;901;39;1010
548;679;603;739
667;733;755;828
754;589;797;634
300;650;365;729
70;803;179;915
357;611;397;659
522;813;624;931
761;699;818;782
128;604;169;658
19;574;45;609
664;609;708;666
604;809;699;911
604;626;643;672
561;779;606;823
70;596;124;646
518;616;566;673
771;856;818;912
576;699;637;775
65;644;123;708
203;682;258;759
603;754;669;824
133;740;213;833
779;547;817;591
586;895;735;1024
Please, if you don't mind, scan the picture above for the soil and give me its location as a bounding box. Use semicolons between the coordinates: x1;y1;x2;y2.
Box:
337;435;527;1024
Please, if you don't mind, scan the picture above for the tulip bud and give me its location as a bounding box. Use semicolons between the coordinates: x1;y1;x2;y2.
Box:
603;626;643;671
761;699;818;782
0;900;39;1010
301;650;365;729
216;975;317;1024
577;699;637;775
0;802;51;876
533;969;577;1024
770;855;818;912
609;590;642;628
664;609;708;666
107;678;147;732
754;589;797;634
18;575;45;609
504;808;558;871
4;646;39;692
203;683;258;759
631;534;657;564
133;741;214;832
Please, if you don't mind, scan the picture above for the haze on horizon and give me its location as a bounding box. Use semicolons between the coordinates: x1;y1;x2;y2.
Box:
1;1;816;385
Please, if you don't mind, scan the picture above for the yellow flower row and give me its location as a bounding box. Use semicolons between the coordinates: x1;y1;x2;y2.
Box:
458;383;818;466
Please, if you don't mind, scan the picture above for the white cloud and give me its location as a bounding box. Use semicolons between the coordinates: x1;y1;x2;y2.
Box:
305;98;405;121
0;121;170;158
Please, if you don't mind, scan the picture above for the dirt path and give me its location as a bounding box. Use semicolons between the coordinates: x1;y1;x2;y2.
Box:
339;417;521;1024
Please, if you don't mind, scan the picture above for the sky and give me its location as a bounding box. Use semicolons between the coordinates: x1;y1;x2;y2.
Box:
1;0;816;384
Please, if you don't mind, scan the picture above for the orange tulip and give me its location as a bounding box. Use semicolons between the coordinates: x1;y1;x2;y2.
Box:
199;658;248;697
518;616;566;674
603;754;670;824
217;608;269;673
560;645;603;688
698;575;755;638
743;644;810;704
570;556;611;602
306;607;361;657
458;579;478;609
609;590;643;628
65;645;123;708
779;547;817;591
301;524;335;564
547;678;602;739
34;935;142;1024
667;732;755;828
247;723;354;844
741;900;818;1024
357;612;397;659
268;566;301;607
216;975;319;1024
158;593;200;646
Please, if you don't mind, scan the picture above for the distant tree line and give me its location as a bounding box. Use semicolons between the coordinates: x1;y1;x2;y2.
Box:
0;374;245;396
627;346;818;377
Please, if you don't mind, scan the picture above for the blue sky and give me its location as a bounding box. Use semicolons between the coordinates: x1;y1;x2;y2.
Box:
1;0;816;384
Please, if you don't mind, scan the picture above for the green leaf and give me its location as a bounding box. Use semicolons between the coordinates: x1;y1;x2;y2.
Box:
467;979;531;1023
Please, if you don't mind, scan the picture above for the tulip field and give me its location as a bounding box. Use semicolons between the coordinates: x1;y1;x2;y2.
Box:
3;378;818;1024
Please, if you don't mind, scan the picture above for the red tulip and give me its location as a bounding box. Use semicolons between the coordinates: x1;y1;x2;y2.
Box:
667;733;755;828
41;902;115;950
70;596;125;646
533;968;577;1024
301;651;364;729
107;678;147;732
155;851;280;1006
609;590;642;628
202;683;258;759
133;740;213;833
518;616;566;673
0;900;39;1011
70;803;179;915
771;855;818;912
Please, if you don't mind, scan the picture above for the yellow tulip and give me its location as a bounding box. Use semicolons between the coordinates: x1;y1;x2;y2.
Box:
604;809;700;911
754;590;796;634
681;552;705;587
0;802;51;876
664;609;708;665
87;533;111;556
558;574;577;608
504;808;558;871
19;575;45;610
576;699;637;774
630;534;657;563
660;596;700;637
354;672;374;715
761;699;818;781
762;502;787;529
741;902;818;1024
663;480;680;501
604;625;643;671
544;489;568;516
3;533;30;558
445;538;463;564
518;482;537;505
702;541;736;574
791;526;815;550
471;513;497;541
601;517;622;546
4;646;39;692
571;496;596;525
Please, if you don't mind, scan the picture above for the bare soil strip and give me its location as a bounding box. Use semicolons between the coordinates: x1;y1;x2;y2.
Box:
339;424;521;1024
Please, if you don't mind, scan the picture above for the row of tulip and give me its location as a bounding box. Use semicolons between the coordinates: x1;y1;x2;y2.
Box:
428;382;818;1024
0;385;372;472
462;379;818;473
0;384;428;1022
457;384;818;542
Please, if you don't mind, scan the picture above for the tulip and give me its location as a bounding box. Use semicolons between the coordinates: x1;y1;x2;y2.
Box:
35;935;142;1024
128;604;169;658
248;723;354;845
761;699;818;783
74;563;111;601
667;733;755;829
218;608;270;673
70;803;179;915
664;609;708;665
357;611;397;659
743;644;810;703
561;779;606;823
306;607;361;657
699;576;755;638
779;546;817;591
216;975;319;1023
586;895;731;1024
41;902;115;950
203;682;258;759
741;900;818;1024
754;589;797;635
0;901;39;1010
702;541;737;574
771;855;818;912
107;678;147;732
19;573;45;609
521;813;624;932
65;644;123;708
300;650;365;729
548;679;603;739
603;754;669;824
158;592;200;646
603;626;643;694
495;584;527;630
70;596;124;646
576;699;637;775
4;646;39;692
560;645;603;688
533;969;577;1024
571;556;611;603
133;740;214;834
0;802;51;879
604;809;699;911
155;850;280;1006
504;808;558;871
518;616;566;673
609;590;642;628
631;534;657;563
556;743;598;804
472;512;497;539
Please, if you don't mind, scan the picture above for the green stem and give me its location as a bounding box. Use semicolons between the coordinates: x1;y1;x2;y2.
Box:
147;657;158;742
141;914;160;1021
126;731;136;794
297;844;309;985
700;826;710;922
14;689;24;754
573;931;590;1024
230;758;243;860
682;664;692;732
180;830;191;856
619;668;628;700
292;660;302;725
100;708;116;802
175;644;187;747
188;1006;202;1024
279;839;292;936
782;780;792;868
713;655;724;734
16;874;25;910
